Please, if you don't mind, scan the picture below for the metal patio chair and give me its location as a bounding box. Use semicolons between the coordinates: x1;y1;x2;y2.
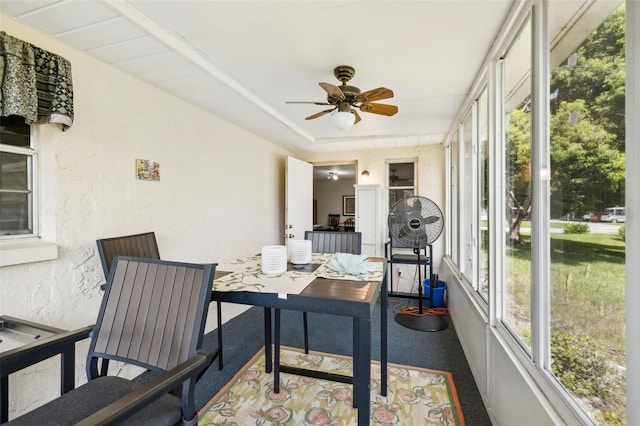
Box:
96;232;224;370
7;256;217;426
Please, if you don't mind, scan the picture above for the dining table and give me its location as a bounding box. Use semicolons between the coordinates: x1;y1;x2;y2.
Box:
210;252;388;426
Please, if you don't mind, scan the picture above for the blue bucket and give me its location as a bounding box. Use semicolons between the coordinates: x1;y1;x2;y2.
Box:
423;279;447;308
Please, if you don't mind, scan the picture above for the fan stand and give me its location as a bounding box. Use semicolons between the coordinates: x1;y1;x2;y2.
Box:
394;248;448;332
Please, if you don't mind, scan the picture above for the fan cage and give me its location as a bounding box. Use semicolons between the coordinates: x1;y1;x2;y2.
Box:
388;196;444;248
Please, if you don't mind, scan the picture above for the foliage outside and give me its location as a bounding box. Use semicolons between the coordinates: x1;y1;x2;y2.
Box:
506;6;625;243
549;5;626;217
563;223;590;234
551;331;625;426
508;232;625;424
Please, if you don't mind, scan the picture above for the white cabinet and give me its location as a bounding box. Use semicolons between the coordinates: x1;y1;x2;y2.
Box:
355;184;382;257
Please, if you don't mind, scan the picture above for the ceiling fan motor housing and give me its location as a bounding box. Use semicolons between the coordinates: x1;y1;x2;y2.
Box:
333;65;355;83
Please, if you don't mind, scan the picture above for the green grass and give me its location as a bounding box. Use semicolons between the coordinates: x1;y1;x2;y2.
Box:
507;233;626;362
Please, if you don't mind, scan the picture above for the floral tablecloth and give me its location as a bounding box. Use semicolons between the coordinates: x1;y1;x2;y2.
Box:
212;253;384;294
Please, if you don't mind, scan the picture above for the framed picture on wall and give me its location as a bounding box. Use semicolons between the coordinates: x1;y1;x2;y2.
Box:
343;195;355;216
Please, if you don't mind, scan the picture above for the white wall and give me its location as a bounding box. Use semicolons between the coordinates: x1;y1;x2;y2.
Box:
313;178;355;226
0;16;291;419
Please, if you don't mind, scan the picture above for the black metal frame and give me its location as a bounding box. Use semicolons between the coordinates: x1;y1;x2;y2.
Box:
6;257;218;425
385;241;433;302
0;316;92;423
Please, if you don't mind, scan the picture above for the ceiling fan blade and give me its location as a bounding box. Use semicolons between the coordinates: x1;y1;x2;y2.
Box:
319;82;346;101
286;101;332;105
305;108;335;120
356;87;394;103
359;102;398;116
351;108;362;124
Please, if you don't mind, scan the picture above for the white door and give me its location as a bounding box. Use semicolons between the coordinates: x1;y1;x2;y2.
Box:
356;184;382;256
285;156;313;248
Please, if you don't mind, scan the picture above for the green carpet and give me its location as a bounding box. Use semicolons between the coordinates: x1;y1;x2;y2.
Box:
199;346;465;425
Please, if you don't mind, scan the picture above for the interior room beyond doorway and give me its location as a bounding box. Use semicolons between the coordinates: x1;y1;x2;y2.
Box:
312;163;357;231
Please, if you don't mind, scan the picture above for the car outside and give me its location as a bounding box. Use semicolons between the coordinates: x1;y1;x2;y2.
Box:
600;207;625;223
582;212;602;222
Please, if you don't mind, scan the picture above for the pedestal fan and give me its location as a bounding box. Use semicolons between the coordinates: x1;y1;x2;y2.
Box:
388;196;447;332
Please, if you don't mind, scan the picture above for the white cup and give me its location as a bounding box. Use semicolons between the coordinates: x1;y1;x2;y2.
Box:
261;245;287;274
289;240;312;265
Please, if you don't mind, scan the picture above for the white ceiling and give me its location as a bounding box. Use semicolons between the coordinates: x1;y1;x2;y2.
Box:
1;0;514;153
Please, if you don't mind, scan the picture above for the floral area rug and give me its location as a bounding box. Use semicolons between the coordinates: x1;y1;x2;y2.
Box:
199;346;465;425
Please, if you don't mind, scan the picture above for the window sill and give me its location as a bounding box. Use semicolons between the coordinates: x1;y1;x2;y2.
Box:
0;239;58;267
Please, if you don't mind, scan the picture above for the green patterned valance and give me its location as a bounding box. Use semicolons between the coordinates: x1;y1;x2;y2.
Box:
0;32;74;130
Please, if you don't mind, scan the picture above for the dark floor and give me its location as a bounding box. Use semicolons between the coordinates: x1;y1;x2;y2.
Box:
193;300;493;425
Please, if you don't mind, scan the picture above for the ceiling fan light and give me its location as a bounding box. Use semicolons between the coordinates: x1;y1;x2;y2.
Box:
331;110;355;130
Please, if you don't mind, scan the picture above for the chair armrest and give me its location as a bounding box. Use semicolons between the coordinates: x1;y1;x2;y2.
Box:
0;325;93;374
75;351;213;426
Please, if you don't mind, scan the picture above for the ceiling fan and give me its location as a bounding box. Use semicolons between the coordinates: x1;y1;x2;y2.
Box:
286;65;398;129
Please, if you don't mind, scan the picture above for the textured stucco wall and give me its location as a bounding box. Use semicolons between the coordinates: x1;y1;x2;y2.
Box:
0;15;290;419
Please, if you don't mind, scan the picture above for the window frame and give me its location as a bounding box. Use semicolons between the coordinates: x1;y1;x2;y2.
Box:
477;86;490;303
499;13;534;353
0;121;39;240
385;159;417;209
460;107;477;285
444;0;631;423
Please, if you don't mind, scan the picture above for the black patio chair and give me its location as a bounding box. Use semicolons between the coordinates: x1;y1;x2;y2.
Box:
7;256;217;426
96;231;160;278
96;232;224;370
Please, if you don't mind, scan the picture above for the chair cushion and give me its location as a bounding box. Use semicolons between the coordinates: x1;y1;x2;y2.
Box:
7;376;182;426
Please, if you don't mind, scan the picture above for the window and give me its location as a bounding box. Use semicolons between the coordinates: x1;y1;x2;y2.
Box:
548;3;625;423
478;88;489;302
0;115;36;238
444;0;629;423
458;89;490;302
449;134;459;263
461;111;475;283
387;161;415;209
502;17;532;351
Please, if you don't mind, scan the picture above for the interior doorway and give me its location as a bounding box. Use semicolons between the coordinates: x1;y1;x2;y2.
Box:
312;162;357;230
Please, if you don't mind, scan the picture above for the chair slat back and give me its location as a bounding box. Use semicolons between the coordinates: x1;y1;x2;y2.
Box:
96;232;160;277
88;257;215;374
304;230;362;255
